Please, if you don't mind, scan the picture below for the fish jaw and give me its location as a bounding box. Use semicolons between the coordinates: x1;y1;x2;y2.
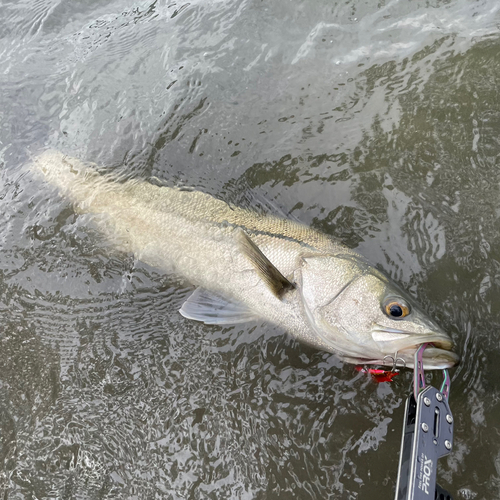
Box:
346;347;459;370
368;325;459;369
334;339;459;370
343;327;460;369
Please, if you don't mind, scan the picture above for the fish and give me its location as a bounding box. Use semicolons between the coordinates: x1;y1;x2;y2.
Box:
31;150;460;370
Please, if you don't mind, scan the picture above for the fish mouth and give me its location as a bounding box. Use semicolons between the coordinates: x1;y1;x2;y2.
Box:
346;345;459;370
347;326;460;370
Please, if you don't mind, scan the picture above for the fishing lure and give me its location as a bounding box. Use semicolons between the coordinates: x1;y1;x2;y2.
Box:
355;366;399;383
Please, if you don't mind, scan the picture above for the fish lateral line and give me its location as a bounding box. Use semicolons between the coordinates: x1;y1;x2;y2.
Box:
215;219;320;252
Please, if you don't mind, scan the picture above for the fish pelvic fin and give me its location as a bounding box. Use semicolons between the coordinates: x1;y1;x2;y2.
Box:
238;229;295;299
179;287;257;325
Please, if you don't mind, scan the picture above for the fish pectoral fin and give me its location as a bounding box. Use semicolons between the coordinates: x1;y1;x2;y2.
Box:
238;230;295;299
179;287;257;325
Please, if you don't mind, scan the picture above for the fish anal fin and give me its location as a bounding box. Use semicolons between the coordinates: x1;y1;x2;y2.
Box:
180;287;257;325
238;230;295;299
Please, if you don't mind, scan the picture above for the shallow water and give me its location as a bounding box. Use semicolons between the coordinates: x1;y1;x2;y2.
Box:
1;0;500;498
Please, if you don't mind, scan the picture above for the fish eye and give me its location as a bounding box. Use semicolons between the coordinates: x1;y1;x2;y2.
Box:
383;299;410;319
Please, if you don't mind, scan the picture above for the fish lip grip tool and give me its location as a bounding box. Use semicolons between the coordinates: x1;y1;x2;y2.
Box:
394;344;454;500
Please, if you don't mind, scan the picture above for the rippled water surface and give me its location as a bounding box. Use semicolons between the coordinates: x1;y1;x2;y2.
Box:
1;0;500;498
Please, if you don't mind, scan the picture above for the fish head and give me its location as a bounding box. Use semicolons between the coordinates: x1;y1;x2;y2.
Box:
296;253;460;370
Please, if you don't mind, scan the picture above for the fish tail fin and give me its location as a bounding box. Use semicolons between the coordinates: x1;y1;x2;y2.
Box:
31;149;110;206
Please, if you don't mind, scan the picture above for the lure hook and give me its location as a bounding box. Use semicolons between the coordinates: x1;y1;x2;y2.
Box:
383;352;406;372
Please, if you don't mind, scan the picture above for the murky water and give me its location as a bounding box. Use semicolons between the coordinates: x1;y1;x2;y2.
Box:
1;0;500;498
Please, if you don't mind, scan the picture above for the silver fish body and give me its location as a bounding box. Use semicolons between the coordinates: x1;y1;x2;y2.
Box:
32;150;460;369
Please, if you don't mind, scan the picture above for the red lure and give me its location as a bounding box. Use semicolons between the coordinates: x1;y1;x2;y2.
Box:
355;366;399;383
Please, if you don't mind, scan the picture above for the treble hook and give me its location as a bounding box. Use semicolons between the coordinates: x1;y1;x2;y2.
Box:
383;352;406;372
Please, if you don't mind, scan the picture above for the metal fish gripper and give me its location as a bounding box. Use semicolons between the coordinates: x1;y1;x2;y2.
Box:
394;344;454;500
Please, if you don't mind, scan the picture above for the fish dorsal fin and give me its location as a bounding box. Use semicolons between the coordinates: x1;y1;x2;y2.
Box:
179;287;257;325
238;230;295;299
